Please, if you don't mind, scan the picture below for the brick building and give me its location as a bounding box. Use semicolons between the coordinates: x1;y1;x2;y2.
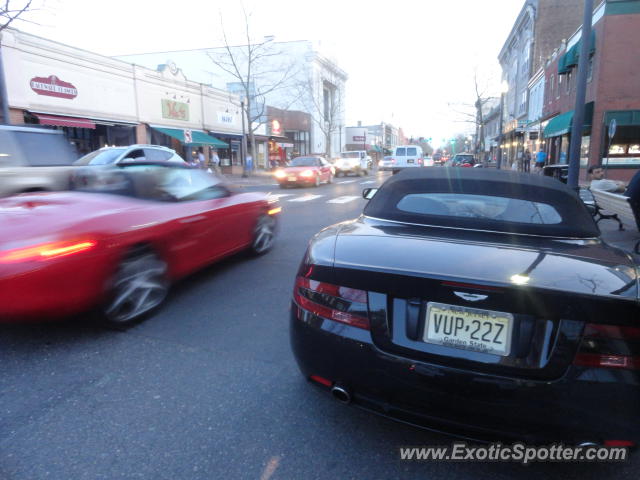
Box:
542;0;640;182
498;0;586;167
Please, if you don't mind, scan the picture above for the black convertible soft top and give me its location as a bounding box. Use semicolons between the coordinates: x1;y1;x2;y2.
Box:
364;168;600;238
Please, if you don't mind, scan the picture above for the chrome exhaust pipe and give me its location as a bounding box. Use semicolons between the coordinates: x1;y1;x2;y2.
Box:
331;385;351;404
577;442;600;447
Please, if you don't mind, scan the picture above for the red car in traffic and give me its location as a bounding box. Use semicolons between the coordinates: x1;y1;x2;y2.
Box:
0;163;280;326
274;156;334;188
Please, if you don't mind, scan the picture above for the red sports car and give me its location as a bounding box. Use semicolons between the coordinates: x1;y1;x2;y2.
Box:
274;156;334;188
0;163;280;326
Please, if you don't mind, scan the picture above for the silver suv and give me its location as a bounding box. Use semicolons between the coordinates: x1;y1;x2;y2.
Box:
74;145;186;166
0;125;78;197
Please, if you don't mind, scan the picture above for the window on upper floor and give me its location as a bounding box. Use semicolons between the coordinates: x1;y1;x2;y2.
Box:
549;75;555;103
557;75;562;99
566;71;572;94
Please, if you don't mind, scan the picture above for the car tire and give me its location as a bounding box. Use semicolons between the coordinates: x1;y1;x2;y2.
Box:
250;214;277;255
314;175;320;187
279;183;287;189
328;174;333;184
102;248;169;327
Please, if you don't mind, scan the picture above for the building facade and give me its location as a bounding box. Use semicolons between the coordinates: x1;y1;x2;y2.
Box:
498;0;586;167
542;0;640;182
1;28;244;166
117;40;348;166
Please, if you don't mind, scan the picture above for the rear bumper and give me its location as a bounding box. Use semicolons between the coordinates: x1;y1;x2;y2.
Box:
290;303;640;444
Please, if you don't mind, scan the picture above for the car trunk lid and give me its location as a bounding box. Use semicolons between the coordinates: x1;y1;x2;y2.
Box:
330;220;638;380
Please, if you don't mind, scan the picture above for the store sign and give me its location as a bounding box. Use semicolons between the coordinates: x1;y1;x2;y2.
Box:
271;119;282;136
161;99;189;121
30;75;78;99
217;112;235;125
352;136;366;142
184;129;193;143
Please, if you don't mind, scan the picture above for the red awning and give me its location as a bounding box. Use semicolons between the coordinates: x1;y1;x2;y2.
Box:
34;113;96;129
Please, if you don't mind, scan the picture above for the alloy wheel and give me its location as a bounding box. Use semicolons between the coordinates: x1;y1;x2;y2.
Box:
252;215;276;254
104;251;168;325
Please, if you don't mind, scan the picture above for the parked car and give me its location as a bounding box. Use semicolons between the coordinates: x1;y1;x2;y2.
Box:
290;168;639;445
390;145;424;173
0;163;280;326
334;151;371;177
74;145;186;166
0;124;78;197
449;153;476;167
274;156;334;188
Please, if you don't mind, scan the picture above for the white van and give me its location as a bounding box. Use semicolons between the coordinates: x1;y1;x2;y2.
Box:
391;145;424;173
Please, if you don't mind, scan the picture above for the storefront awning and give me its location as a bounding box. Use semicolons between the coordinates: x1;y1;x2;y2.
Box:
543;103;594;138
558;31;596;74
604;110;640;127
34;113;96;129
151;126;228;148
371;145;383;153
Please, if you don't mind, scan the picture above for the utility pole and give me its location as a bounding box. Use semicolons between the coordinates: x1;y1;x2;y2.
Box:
567;0;594;189
0;34;11;124
241;99;248;178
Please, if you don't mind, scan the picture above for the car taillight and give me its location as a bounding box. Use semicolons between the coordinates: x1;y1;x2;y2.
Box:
293;276;370;329
573;323;640;370
391;158;396;164
0;240;97;263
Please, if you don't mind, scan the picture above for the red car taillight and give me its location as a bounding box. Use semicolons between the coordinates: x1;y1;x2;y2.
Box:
293;276;370;330
0;240;97;263
573;324;640;370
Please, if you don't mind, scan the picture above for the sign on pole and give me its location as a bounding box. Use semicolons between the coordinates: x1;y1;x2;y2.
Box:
184;129;193;144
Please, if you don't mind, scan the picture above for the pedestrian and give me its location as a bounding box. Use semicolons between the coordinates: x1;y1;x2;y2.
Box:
197;148;206;169
534;149;547;174
524;150;532;173
588;165;626;192
211;149;221;173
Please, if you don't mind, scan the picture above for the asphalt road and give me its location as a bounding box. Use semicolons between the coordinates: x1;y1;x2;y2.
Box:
0;171;636;479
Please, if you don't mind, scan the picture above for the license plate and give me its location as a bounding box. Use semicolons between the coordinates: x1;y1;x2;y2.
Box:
423;302;513;356
407;159;414;163
288;176;297;181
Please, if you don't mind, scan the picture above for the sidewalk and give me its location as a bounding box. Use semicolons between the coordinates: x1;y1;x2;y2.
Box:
599;219;640;258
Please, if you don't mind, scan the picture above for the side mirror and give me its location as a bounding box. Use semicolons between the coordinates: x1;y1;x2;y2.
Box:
362;187;378;200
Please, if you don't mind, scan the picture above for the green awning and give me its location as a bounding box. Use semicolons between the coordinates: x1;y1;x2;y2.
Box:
544;102;594;138
371;145;383;153
558;31;596;74
151;127;228;148
604;110;640;127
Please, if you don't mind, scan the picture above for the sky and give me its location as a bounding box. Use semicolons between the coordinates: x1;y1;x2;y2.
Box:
16;0;524;146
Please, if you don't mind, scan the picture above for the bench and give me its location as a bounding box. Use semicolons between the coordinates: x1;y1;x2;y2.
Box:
590;188;640;254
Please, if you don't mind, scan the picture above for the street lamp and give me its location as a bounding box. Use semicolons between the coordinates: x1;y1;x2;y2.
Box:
497;80;509;170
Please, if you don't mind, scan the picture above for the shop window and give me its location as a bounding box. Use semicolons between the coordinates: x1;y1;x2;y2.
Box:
604;125;640;166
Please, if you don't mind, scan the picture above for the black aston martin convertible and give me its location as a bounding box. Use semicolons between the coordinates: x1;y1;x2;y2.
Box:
290;168;639;445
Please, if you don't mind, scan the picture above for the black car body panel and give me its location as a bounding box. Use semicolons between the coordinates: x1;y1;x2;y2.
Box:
290;169;640;443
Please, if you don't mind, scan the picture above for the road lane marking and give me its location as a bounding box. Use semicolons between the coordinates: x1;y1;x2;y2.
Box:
267;194;295;200
288;194;324;202
327;195;361;204
360;180;377;184
337;180;357;184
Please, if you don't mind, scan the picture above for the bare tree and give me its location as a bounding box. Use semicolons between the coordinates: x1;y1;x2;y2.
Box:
207;7;299;171
448;69;498;156
1;0;34;32
294;63;344;157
